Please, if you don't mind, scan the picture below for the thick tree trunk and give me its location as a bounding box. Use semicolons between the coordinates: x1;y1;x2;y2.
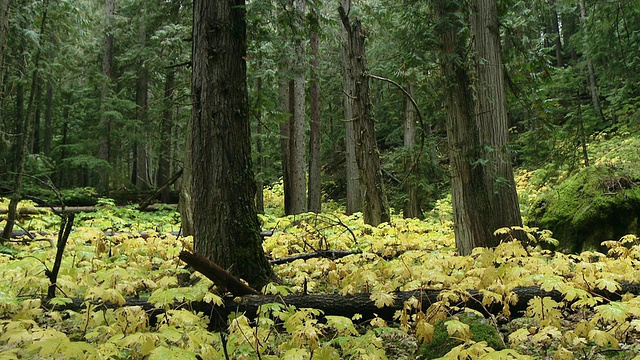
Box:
308;9;322;213
190;0;275;289
435;0;495;256
339;6;389;226
341;26;362;215
403;82;420;219
471;0;523;235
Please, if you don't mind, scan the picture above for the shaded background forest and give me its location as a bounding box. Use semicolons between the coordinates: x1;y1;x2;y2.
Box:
1;0;639;221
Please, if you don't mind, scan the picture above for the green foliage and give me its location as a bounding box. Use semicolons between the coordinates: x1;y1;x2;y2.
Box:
417;312;505;359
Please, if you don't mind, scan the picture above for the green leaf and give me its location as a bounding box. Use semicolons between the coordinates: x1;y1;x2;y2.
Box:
149;346;198;360
370;291;396;308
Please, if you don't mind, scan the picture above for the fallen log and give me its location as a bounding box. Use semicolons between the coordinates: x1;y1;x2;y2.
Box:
44;281;640;326
269;250;361;264
0;203;178;215
139;168;183;211
179;251;260;296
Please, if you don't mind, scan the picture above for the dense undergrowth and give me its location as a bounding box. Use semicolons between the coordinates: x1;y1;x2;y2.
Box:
1;132;640;359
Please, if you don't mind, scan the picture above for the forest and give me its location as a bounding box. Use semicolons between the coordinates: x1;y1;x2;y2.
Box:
1;0;640;358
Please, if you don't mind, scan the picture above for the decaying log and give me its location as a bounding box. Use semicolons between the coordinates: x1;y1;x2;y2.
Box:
178;250;260;296
43;282;640;327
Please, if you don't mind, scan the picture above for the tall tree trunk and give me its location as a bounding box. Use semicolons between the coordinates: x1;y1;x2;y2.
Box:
99;0;116;190
307;7;322;213
434;0;498;256
340;0;362;215
403;82;420;218
0;0;8;72
278;78;293;214
156;1;179;204
549;2;563;67
132;8;150;190
2;0;49;241
43;81;53;156
339;6;390;226
253;77;265;214
190;0;275;289
32;84;42;154
578;0;606;123
289;0;307;215
471;0;523;236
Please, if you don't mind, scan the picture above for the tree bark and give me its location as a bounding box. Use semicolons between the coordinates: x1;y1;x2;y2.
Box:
307;7;322;213
339;5;389;226
471;0;523;235
189;0;275;289
43;81;53;156
434;0;495;256
341;14;362;215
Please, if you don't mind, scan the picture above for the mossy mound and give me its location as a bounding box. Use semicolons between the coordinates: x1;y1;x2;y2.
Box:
416;312;504;359
528;164;640;253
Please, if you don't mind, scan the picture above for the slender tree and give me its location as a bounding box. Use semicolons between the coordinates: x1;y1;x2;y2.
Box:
189;0;275;289
290;0;307;214
308;5;322;213
403;82;420;218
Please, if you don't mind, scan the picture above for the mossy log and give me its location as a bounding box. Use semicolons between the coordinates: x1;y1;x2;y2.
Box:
0;203;177;215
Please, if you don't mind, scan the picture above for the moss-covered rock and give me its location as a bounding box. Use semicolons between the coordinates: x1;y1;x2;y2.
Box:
528;164;640;253
416;312;504;359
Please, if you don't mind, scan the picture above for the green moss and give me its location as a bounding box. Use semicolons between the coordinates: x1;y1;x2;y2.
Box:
529;164;640;252
416;312;504;359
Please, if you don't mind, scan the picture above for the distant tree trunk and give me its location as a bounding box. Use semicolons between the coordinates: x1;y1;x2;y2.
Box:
578;0;605;123
189;0;275;289
156;1;179;204
99;0;116;190
289;0;307;215
2;0;49;241
403;82;420;218
43;81;53;157
132;9;150;190
0;0;8;72
434;0;499;256
340;0;362;215
308;7;322;213
278;78;293;214
179;123;193;237
253;77;265;214
549;2;563;67
32;84;42;154
339;6;390;226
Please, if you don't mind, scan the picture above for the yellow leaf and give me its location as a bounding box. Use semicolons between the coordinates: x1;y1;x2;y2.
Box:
416;319;434;344
508;328;530;345
552;347;573;360
588;329;619;348
370;291;396;308
445;319;471;341
595;302;628;324
283;348;310;360
594;278;621;293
